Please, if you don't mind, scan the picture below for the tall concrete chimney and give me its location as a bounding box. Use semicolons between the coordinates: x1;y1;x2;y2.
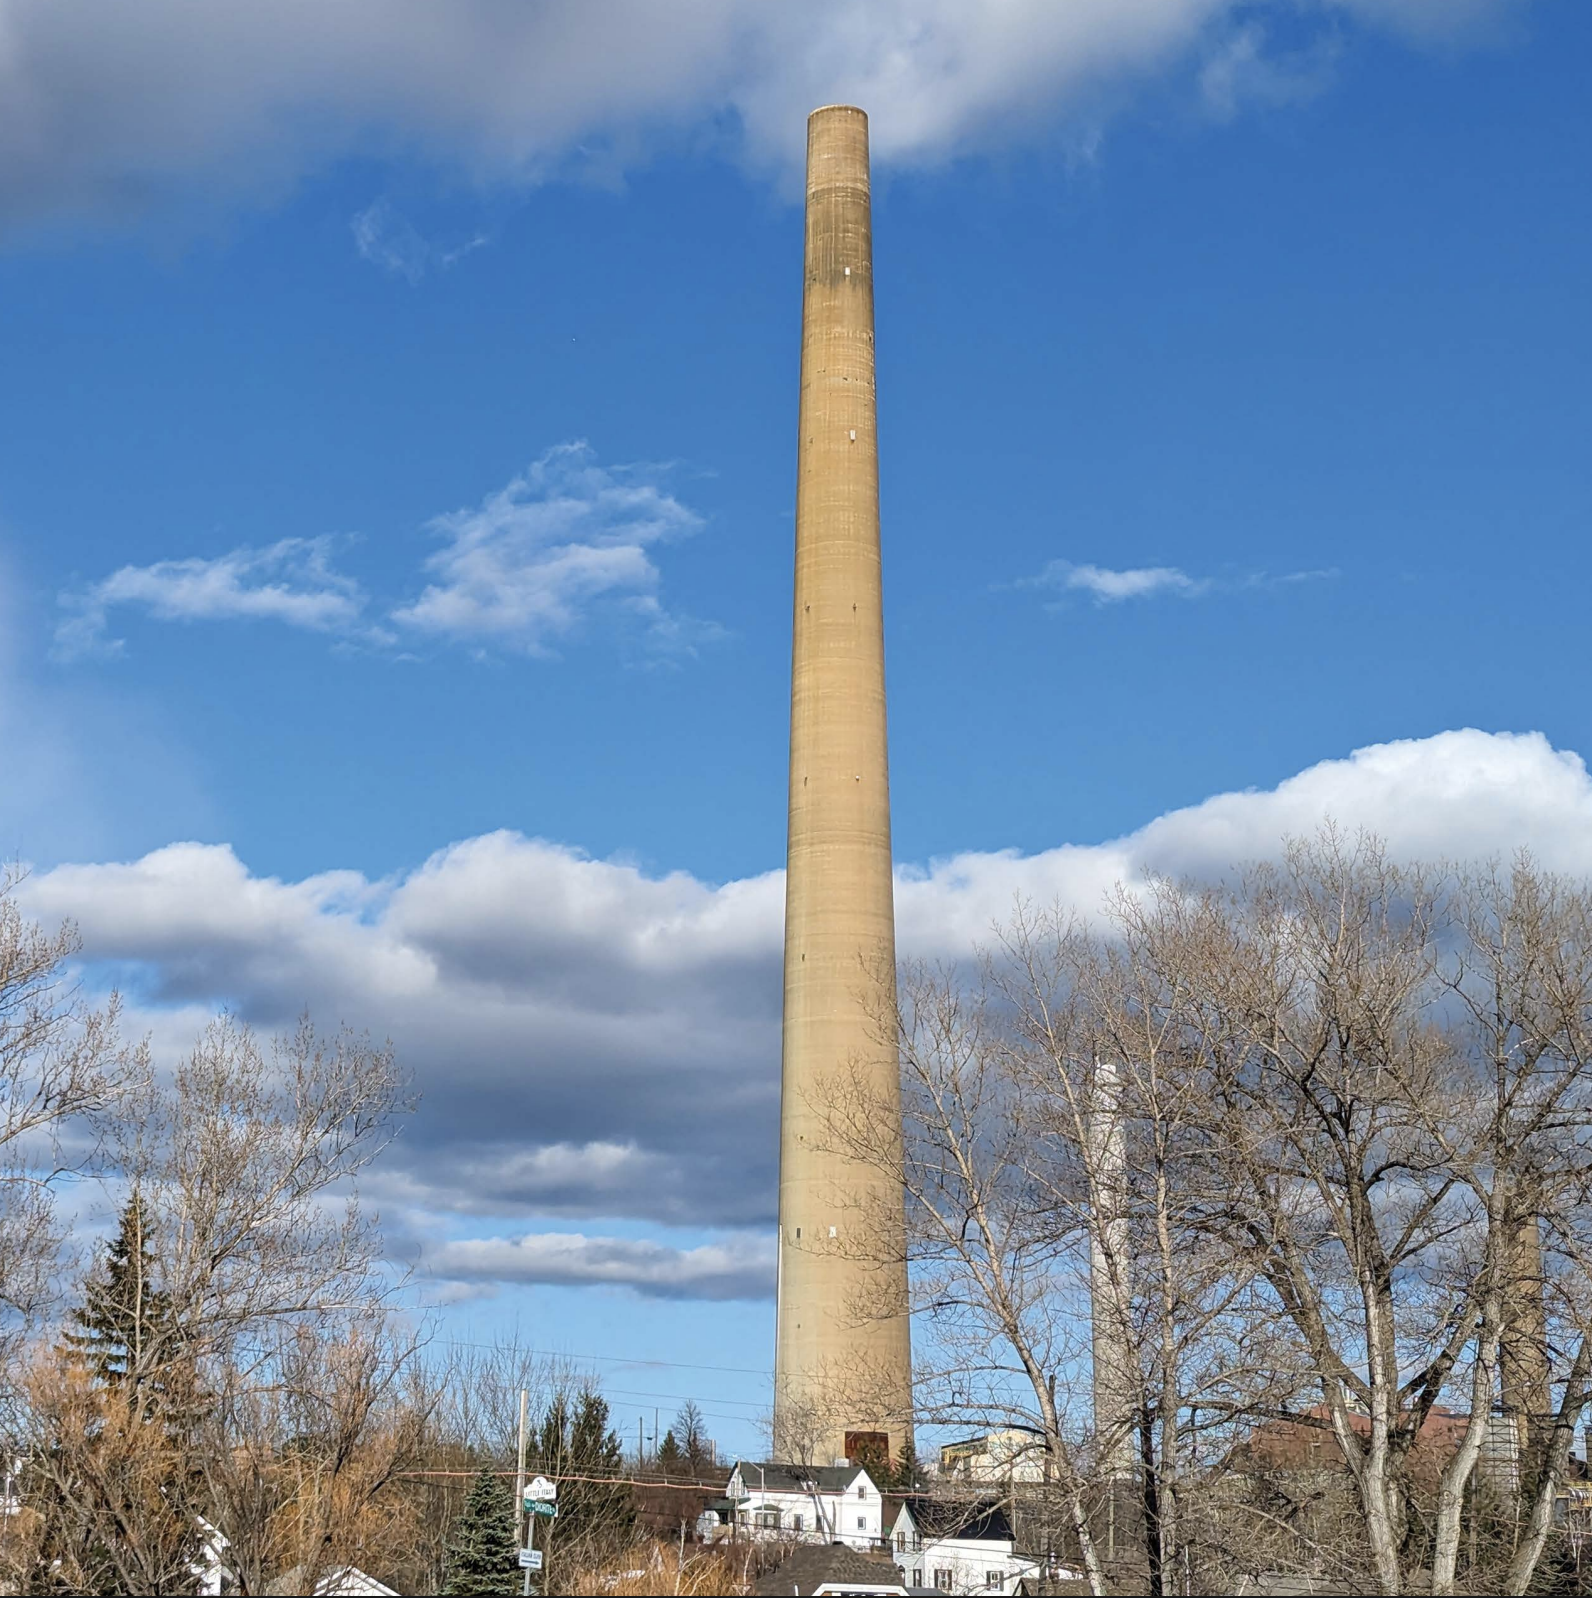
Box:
773;105;912;1466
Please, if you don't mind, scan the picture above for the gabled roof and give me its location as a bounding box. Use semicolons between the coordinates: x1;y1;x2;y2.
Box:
264;1566;397;1597
750;1542;906;1597
730;1460;878;1495
889;1493;1014;1543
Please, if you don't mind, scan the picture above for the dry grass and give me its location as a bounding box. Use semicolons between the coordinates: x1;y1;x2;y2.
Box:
562;1539;762;1596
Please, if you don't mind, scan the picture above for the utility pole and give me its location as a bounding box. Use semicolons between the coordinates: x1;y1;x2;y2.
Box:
515;1389;531;1597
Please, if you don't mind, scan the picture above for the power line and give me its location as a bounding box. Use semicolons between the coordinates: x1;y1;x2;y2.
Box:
427;1334;770;1380
398;1467;738;1489
592;1385;765;1411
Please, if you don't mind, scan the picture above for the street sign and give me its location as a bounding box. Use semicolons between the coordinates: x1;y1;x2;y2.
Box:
526;1475;558;1501
518;1548;543;1571
526;1500;557;1518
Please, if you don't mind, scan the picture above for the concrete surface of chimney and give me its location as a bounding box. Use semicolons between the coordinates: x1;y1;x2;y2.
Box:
773;104;912;1466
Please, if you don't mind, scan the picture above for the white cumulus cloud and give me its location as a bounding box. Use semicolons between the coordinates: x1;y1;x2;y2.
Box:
420;1230;775;1301
0;0;1527;234
17;726;1589;1299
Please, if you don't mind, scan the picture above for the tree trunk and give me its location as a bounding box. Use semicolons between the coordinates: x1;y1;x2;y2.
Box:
1430;1305;1500;1595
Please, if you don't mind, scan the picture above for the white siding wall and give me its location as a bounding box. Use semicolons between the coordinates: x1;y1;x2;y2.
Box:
918;1536;1040;1596
891;1511;1041;1597
727;1470;884;1553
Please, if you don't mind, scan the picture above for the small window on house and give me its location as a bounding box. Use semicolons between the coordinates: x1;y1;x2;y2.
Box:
857;1484;867;1498
986;1573;1002;1589
792;1513;803;1532
936;1572;954;1592
857;1514;867;1530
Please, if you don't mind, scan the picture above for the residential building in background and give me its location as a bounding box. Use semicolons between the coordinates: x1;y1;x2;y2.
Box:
937;1429;1048;1486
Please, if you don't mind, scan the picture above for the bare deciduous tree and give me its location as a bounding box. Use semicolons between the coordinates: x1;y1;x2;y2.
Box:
0;870;145;1356
819;831;1592;1598
11;1012;418;1596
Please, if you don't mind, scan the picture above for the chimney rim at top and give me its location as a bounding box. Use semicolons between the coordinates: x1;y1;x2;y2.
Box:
808;103;869;123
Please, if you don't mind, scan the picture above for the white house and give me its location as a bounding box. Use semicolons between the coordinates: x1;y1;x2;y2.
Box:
886;1497;1046;1596
726;1461;889;1552
190;1522;396;1598
190;1518;232;1596
264;1564;398;1596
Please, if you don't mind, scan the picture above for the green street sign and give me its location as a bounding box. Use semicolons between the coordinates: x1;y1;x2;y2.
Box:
526;1500;558;1518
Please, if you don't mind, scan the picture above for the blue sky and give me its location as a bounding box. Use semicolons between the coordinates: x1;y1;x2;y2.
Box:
3;0;1591;1456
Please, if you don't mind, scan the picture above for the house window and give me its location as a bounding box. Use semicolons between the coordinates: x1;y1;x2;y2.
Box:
857;1484;867;1498
755;1509;779;1529
936;1572;954;1592
791;1514;803;1532
856;1515;867;1530
986;1573;1003;1588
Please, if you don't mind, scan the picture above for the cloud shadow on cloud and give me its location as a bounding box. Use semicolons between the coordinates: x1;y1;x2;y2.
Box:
0;0;1527;237
18;727;1592;1300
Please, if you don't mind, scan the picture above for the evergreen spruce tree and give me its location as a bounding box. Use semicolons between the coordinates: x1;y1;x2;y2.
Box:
63;1194;177;1391
442;1468;519;1596
569;1390;631;1537
46;1195;199;1590
534;1393;569;1474
891;1436;925;1491
531;1390;633;1552
657;1428;682;1472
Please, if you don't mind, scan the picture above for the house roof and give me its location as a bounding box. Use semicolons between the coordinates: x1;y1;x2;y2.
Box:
750;1542;907;1597
889;1493;1014;1543
263;1565;397;1597
731;1460;876;1495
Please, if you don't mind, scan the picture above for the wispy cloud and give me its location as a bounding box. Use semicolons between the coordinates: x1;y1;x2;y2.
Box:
1199;23;1343;122
351;199;488;284
1025;559;1337;608
54;536;368;660
1042;562;1211;603
392;443;712;656
54;445;717;666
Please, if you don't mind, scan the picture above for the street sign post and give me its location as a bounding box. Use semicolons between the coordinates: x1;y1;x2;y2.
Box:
520;1477;555;1594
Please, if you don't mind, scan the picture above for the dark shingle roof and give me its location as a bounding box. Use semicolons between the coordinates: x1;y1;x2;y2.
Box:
890;1493;1014;1542
750;1542;907;1596
731;1460;875;1494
